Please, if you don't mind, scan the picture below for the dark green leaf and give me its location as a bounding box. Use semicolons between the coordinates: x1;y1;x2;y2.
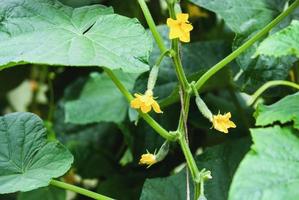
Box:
0;112;73;193
140;138;250;200
189;0;283;35
18;186;65;200
189;0;295;93
140;172;191;200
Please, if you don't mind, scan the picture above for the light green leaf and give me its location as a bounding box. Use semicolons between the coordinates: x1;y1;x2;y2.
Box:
0;112;73;194
255;92;299;129
65;70;138;124
18;186;66;200
256;20;299;58
229;126;299;200
0;0;151;73
140;138;250;200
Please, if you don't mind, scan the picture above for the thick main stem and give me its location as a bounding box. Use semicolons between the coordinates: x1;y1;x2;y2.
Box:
192;0;299;91
104;68;177;141
178;90;201;200
50;180;113;200
166;2;200;197
179;135;200;183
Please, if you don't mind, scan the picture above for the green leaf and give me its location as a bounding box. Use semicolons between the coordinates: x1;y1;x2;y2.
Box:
189;0;286;34
59;0;103;7
229;126;299;200
140;172;191;200
65;70;138;124
18;186;66;200
255;92;299;129
0;112;73;194
140;138;250;200
0;0;151;73
256;20;299;58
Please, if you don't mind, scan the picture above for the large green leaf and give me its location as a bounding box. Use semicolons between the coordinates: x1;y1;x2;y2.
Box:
140;138;250;200
18;186;65;200
0;0;151;73
255;92;299;129
256;20;299;58
65;71;138;124
229;126;299;200
0;112;73;194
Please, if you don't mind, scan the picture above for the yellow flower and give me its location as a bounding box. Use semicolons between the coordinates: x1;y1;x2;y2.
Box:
212;112;236;133
139;153;157;167
130;90;162;114
166;13;193;42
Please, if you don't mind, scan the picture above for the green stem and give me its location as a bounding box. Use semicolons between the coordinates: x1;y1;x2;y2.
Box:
178;90;191;133
247;80;299;106
179;135;200;183
194;183;200;200
293;62;299;83
104;68;177;141
50;180;114;200
177;90;201;189
137;0;168;53
172;50;190;91
155;50;170;67
195;0;299;91
104;68;133;102
168;4;190;91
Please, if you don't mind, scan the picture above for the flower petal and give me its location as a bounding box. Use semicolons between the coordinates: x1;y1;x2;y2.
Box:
225;112;232;118
169;27;183;39
179;32;190;43
152;100;163;113
141;105;152;113
181;23;193;32
131;98;141;109
176;13;189;22
166;18;177;27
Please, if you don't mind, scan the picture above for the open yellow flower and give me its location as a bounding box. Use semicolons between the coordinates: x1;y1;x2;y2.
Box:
166;13;193;42
139;153;157;168
212;112;236;133
130;90;162;114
